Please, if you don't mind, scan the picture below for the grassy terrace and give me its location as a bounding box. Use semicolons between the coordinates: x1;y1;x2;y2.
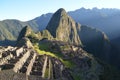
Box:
34;43;75;69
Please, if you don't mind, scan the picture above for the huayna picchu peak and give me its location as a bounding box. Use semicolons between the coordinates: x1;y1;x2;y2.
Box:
46;8;81;45
0;8;120;80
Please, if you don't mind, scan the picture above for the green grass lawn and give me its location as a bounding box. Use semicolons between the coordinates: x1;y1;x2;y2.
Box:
34;43;75;69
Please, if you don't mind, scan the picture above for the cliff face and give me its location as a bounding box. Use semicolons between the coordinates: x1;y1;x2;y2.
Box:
46;8;81;45
77;25;111;62
17;25;34;41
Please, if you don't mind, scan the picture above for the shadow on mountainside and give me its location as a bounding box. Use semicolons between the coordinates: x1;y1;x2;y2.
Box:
0;40;16;46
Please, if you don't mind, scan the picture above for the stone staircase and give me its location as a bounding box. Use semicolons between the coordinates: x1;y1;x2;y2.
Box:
0;46;73;80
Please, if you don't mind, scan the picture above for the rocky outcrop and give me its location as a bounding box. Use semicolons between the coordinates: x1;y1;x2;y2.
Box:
17;25;53;44
17;25;33;41
46;8;81;45
40;30;53;40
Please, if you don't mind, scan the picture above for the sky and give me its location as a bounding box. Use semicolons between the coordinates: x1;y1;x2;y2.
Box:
0;0;120;21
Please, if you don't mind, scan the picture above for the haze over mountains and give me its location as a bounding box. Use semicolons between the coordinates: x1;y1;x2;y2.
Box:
33;7;120;40
1;7;120;41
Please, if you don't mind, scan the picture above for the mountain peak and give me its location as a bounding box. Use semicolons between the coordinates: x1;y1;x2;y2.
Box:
17;25;33;41
58;8;65;11
46;8;81;45
56;8;66;14
52;8;67;19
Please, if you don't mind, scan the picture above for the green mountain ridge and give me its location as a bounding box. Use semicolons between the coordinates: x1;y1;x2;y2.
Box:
0;19;39;41
1;8;120;41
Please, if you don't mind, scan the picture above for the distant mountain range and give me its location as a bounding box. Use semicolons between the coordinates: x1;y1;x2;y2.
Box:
69;7;120;39
1;7;120;41
1;7;120;67
32;7;120;39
